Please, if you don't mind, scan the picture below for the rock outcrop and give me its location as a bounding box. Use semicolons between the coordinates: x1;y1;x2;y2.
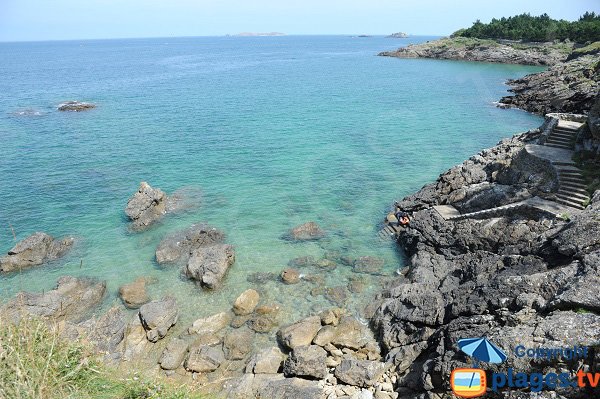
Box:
155;223;225;264
0;232;74;272
125;182;167;230
379;37;569;66
2;276;106;322
371;125;600;397
184;244;235;289
57;101;96;111
500;55;600;115
138;297;178;342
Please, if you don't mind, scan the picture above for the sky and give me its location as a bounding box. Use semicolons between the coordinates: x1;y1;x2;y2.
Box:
0;0;598;42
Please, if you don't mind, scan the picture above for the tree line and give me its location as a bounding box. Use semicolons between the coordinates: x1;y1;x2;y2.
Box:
452;12;600;43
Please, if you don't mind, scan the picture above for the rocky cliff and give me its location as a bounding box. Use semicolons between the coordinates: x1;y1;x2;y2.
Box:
499;54;600;115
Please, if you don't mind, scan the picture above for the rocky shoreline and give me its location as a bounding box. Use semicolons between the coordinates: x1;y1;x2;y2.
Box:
378;37;572;66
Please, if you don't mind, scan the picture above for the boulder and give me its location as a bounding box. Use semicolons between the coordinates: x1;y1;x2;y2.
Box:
189;312;232;335
245;347;284;374
57;101;96;111
281;268;300;284
277;316;322;350
334;359;387;387
2;276;106;322
223;328;255;360
118;277;150;309
159;338;189;370
185;244;235;289
256;377;323;399
155;223;225;264
0;232;74;272
287;222;325;241
283;345;328;379
138;297;178;342
233;289;260;316
125;182;167;230
185;343;225;373
119;313;153;361
353;256;385;274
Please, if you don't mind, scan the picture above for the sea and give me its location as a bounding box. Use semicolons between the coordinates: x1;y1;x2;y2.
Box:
0;35;544;328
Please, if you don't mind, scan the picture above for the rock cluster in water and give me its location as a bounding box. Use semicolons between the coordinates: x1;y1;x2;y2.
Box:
0;232;74;272
125;182;168;230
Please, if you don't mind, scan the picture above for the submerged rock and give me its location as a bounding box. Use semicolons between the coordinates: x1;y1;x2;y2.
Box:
233;289;260;316
0;232;74;272
280;268;300;284
353;256;385;274
3;276;106;322
138;297;178;342
57;101;96;112
286;222;326;241
155;223;225;264
118;277;150;309
125;182;167;230
184;244;235;289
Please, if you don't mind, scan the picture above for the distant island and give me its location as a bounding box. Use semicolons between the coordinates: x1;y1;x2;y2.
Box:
386;32;408;38
229;32;285;37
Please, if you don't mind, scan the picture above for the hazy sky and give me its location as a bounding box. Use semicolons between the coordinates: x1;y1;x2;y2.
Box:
0;0;598;42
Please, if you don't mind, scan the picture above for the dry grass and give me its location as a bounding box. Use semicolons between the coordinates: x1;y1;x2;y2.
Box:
0;315;206;399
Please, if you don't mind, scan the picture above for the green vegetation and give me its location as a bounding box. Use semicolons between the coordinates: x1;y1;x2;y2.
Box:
570;41;600;57
0;316;205;399
452;12;600;43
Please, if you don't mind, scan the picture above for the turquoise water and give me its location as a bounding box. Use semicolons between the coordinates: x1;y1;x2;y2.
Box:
0;36;543;326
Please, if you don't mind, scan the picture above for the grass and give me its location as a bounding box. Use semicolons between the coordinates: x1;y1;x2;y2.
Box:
0;315;206;399
571;41;600;57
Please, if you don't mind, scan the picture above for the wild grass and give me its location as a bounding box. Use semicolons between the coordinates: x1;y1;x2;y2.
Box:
0;315;205;399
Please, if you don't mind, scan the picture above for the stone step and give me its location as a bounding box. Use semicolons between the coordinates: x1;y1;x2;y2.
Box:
549;131;576;138
557;190;589;201
553;161;576;166
556;165;583;173
555;194;586;209
560;184;589;195
553;126;580;133
546;136;574;144
559;176;586;184
545;143;574;150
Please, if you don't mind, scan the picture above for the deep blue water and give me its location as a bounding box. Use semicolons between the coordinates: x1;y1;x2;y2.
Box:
0;35;543;324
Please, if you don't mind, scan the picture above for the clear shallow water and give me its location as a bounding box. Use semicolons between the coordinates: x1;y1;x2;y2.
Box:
0;36;543;327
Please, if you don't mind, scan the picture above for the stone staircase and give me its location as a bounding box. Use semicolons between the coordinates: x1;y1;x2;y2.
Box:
553;162;589;210
544;123;578;150
444;201;528;221
377;223;399;241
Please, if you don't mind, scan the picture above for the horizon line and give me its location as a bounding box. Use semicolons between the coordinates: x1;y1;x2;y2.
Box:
0;33;445;44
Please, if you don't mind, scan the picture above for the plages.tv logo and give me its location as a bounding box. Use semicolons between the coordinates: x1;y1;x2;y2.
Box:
450;337;507;398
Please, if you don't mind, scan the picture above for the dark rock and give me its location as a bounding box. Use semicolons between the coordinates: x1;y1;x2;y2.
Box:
334;359;387;387
324;286;349;306
155;223;224;264
125;182;167;230
3;276;106;322
138;297;178;342
288;256;316;268
283;345;328;379
57;101;96;112
248;314;277;333
286;222;326;241
184;244;235;289
0;232;74;272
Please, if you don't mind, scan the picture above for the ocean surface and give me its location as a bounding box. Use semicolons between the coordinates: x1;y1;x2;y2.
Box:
0;35;544;327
